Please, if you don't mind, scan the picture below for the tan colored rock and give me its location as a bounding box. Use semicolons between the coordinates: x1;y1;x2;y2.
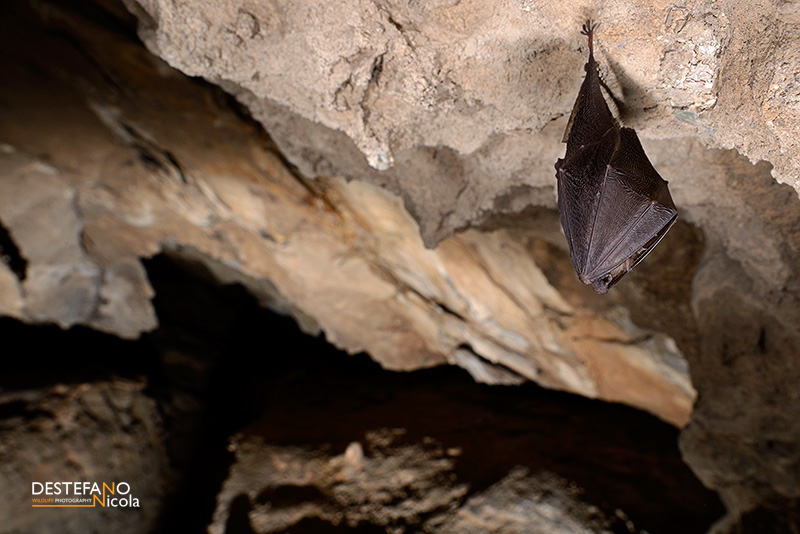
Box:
209;431;469;534
126;0;800;205
0;1;697;427
3;1;800;531
210;435;618;534
119;0;800;527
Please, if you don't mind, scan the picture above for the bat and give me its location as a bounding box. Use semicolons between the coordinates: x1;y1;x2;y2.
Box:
555;21;678;294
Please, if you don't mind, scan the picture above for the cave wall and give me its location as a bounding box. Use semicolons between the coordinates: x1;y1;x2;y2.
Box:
1;0;800;531
0;377;167;533
122;0;800;242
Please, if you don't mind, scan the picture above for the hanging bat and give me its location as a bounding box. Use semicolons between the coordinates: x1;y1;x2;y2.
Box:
555;21;677;294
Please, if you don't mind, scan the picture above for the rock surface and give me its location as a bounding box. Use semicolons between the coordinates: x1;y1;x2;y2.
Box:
1;0;800;532
124;0;800;243
0;0;699;425
209;434;617;534
0;377;167;533
201;342;720;533
121;2;800;528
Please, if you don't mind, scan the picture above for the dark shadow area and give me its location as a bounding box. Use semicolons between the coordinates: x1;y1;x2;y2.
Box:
738;499;800;534
0;318;159;391
0;251;725;533
225;494;258;534
0;0;724;531
141;252;724;533
275;517;388;534
0;218;28;281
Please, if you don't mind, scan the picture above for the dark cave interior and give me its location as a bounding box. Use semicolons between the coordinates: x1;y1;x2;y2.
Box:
0;252;724;533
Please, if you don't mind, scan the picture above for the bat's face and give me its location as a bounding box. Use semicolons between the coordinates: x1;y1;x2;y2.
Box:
584;273;615;295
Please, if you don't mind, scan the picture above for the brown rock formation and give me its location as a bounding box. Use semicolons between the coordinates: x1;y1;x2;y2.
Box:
1;0;799;531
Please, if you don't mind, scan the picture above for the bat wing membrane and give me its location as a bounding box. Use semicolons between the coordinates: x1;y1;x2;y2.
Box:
562;56;616;154
556;22;678;294
582;128;678;291
556;127;617;275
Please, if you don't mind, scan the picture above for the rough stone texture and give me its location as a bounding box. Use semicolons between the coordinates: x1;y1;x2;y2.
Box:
2;0;800;532
124;0;800;244
209;432;469;533
209;432;616;534
119;2;800;529
203;347;720;533
0;379;168;534
437;467;614;534
0;0;697;426
0;286;722;533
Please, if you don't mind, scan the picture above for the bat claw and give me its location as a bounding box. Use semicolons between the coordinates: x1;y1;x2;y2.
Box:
581;20;599;54
580;20;599;37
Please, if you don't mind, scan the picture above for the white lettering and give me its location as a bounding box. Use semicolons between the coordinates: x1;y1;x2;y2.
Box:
106;494;139;507
31;480;133;498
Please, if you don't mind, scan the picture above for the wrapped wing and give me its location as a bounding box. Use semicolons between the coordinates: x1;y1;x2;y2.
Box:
580;128;678;293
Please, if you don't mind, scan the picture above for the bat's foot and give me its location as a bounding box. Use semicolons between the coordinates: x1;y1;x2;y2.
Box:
581;20;599;54
581;20;598;37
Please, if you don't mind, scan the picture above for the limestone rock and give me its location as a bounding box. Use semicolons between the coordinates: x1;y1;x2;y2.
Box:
0;0;698;427
0;379;167;533
2;1;800;531
209;433;617;534
209;432;468;533
125;0;800;243
118;3;800;527
437;467;614;534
